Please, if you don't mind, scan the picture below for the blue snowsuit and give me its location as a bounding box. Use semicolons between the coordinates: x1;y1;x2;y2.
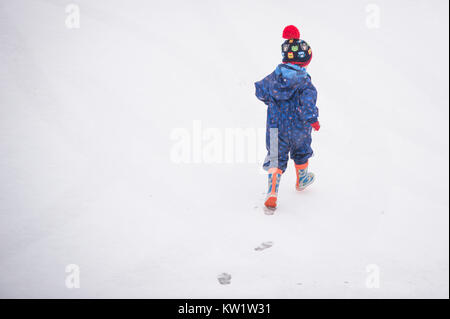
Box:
255;63;318;173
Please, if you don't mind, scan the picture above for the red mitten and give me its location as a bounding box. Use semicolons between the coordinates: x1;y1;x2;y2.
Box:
311;121;320;131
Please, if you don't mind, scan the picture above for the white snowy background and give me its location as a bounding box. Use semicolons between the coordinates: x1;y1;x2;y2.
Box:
0;0;448;298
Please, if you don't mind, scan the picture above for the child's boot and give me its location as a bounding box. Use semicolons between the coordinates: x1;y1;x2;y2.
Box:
295;162;315;191
265;168;283;209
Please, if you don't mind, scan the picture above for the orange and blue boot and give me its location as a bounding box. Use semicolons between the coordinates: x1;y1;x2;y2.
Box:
295;162;315;191
264;168;283;209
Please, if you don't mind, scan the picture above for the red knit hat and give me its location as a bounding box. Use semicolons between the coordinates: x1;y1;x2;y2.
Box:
281;25;312;67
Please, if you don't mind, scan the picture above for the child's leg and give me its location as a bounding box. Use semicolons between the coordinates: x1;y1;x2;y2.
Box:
262;128;290;173
263;128;289;208
264;168;283;208
290;128;315;191
294;161;315;191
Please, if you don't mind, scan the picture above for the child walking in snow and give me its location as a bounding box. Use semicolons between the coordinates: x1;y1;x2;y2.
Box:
255;25;320;209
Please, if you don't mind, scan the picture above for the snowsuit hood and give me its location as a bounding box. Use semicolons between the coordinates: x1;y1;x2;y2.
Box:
260;63;310;101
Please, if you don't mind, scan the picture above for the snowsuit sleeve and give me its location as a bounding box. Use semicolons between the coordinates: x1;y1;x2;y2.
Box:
299;76;319;123
255;78;271;105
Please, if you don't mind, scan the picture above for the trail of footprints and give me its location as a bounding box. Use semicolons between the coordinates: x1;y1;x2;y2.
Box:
217;241;274;285
217;203;274;285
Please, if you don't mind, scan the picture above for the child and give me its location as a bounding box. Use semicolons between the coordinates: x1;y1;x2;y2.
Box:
255;25;320;209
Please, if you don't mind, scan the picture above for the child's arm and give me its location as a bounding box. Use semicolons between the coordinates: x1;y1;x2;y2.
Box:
299;76;319;129
255;78;271;105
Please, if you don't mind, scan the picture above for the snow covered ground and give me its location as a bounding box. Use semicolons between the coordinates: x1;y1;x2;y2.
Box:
0;0;448;298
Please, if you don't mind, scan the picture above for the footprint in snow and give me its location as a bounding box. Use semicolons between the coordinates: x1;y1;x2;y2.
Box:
263;206;276;215
255;241;274;251
217;273;232;285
